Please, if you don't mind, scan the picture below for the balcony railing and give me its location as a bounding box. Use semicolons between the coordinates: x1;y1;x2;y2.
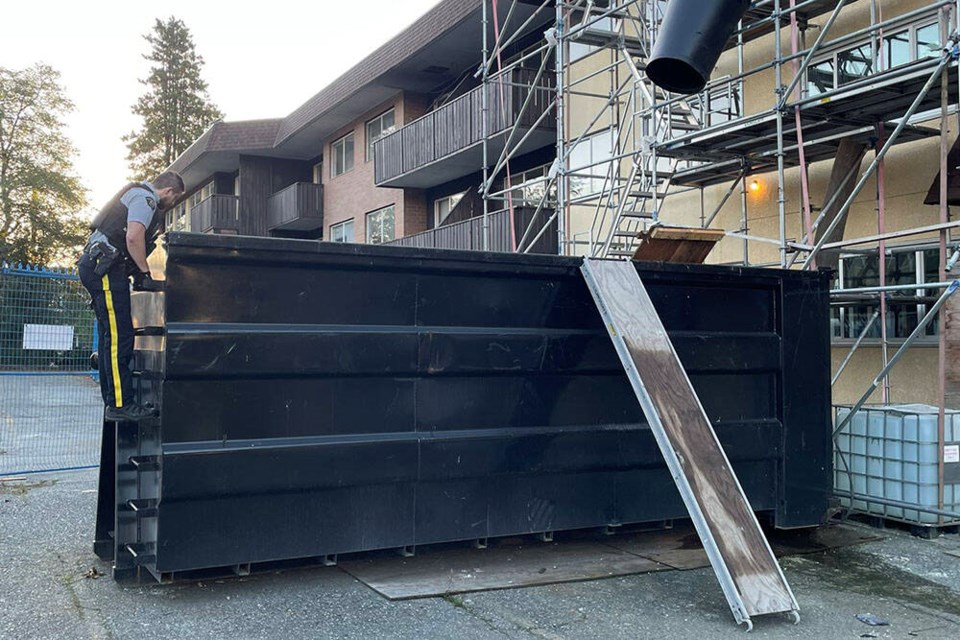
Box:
190;195;239;234
266;182;324;231
387;207;557;254
374;68;556;187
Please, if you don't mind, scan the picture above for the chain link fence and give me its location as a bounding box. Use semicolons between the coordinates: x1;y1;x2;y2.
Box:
0;263;102;476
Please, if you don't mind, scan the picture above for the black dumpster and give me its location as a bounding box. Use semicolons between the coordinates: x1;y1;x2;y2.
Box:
94;233;832;582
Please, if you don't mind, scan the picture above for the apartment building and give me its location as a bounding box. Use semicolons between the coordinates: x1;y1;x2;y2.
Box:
167;0;959;408
166;0;557;251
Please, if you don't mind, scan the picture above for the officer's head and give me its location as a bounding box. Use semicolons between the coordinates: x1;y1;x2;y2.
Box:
152;172;186;210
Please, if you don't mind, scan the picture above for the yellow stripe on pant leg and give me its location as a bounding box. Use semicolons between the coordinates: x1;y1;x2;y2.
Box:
102;274;124;408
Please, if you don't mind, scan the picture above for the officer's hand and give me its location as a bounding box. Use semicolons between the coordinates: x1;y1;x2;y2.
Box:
132;271;164;292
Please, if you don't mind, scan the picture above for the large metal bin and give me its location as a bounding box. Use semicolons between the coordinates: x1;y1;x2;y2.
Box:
94;232;832;582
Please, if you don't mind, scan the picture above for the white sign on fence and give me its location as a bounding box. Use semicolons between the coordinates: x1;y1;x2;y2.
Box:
22;324;75;351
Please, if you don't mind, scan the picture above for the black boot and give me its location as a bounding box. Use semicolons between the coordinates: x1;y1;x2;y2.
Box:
105;403;158;422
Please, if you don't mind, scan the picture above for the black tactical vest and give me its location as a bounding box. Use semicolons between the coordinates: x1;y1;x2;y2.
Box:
89;183;164;261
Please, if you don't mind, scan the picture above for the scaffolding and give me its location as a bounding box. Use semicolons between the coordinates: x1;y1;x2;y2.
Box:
479;0;960;526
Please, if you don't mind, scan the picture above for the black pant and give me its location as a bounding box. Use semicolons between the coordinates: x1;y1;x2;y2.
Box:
78;255;134;408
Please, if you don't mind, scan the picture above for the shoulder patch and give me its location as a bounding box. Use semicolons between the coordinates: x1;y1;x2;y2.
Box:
145;196;156;209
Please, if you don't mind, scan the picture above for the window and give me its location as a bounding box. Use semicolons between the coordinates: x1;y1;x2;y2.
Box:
173;182;213;232
312;162;323;184
189;182;213;210
166;202;188;231
808;21;942;97
807;58;835;96
331;133;354;177
366;205;395;244
330;219;354;243
497;164;557;207
568;131;613;199
916;22;940;60
365;109;395;161
434;192;465;226
836;43;873;86
883;30;910;69
705;88;741;125
233;175;241;196
831;245;941;340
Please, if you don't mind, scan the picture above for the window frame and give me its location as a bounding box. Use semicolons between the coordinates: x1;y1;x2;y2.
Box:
805;20;942;97
567;129;615;201
330;218;355;243
434;192;466;227
831;243;942;344
495;163;557;208
365;204;396;245
365;109;396;162
331;132;355;178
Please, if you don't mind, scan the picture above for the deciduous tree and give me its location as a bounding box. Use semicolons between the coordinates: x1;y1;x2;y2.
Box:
0;64;87;265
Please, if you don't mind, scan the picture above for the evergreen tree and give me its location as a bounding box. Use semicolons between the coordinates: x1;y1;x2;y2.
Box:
0;64;87;265
124;17;224;181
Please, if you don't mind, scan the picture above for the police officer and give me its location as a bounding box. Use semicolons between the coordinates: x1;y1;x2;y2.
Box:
78;171;184;421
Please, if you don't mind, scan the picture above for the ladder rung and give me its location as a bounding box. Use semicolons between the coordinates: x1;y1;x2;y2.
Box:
129;455;160;472
613;231;641;238
620;211;655;219
637;171;675;179
126;499;159;518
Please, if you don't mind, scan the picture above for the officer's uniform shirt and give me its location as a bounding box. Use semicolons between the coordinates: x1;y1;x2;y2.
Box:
89;183;160;249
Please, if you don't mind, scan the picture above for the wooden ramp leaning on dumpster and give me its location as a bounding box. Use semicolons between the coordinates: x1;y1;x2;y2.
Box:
580;258;800;630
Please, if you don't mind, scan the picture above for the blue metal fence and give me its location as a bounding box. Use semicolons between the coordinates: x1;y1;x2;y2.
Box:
0;263;102;476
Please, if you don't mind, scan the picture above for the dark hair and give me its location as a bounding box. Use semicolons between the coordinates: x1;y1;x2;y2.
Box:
152;171;185;194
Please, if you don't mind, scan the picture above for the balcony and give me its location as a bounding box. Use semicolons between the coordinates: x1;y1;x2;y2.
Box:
374;68;556;189
266;182;324;232
190;195;239;234
388;207;557;254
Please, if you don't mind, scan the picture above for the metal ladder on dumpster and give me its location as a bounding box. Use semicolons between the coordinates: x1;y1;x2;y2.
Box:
580;258;800;630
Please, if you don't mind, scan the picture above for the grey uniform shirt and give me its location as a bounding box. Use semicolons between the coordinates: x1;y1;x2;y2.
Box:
89;183;160;249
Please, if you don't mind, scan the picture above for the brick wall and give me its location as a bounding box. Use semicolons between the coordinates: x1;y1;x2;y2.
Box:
322;92;430;243
403;190;429;237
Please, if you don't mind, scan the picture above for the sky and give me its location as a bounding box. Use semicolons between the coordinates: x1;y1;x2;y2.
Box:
0;0;441;212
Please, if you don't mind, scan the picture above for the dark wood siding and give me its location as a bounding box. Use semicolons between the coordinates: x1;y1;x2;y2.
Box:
238;156;312;236
213;172;236;196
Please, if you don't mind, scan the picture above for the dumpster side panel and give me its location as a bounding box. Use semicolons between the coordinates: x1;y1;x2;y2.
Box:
133;235;830;575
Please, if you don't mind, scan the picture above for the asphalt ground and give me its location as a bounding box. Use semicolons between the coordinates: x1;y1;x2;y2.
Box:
0;375;101;475
2;470;960;639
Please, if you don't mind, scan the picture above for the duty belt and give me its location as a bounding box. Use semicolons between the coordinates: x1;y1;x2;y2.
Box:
84;239;121;276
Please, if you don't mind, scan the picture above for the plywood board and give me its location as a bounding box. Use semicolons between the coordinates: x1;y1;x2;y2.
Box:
632;226;724;263
339;541;666;600
340;524;877;601
581;259;798;623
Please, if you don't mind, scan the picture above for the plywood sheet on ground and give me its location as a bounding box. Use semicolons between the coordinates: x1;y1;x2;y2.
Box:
339;541;667;600
340;524;879;600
